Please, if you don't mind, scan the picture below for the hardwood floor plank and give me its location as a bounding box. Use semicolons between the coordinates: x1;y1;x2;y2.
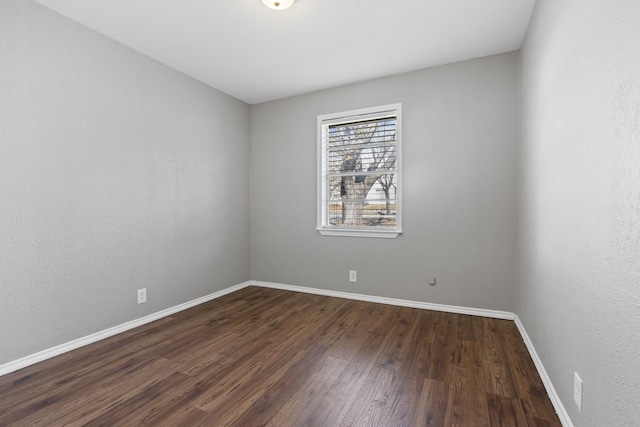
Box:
193;297;350;419
454;339;483;371
456;314;483;342
416;378;451;427
374;307;422;372
377;310;438;427
133;404;210;426
189;327;316;413
525;415;555;427
226;345;329;427
0;355;164;425
67;371;189;426
449;365;490;427
323;302;391;361
0;287;562;427
6;357;178;426
303;359;371;427
320;301;378;358
375;362;424;427
486;393;528;427
265;355;352;427
425;312;458;383
449;336;490;427
482;318;519;398
304;305;399;426
339;366;398;427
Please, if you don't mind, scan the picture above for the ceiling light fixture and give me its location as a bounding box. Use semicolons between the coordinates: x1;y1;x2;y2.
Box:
261;0;295;11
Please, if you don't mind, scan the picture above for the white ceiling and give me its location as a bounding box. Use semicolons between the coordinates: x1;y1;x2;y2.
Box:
34;0;536;105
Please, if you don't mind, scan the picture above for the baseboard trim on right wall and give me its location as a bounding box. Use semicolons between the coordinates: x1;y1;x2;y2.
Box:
514;315;574;427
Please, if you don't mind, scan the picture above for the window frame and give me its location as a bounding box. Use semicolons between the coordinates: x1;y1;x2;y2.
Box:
317;103;402;239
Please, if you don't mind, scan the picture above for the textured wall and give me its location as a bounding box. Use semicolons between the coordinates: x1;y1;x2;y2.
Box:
518;0;640;425
0;0;250;364
251;53;518;312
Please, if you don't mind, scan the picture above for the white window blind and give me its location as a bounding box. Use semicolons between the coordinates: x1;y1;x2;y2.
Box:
317;104;402;238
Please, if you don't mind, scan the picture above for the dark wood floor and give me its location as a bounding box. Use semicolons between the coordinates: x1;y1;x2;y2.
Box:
0;286;561;426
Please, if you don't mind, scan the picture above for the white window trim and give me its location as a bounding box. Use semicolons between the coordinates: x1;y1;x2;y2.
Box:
317;103;402;239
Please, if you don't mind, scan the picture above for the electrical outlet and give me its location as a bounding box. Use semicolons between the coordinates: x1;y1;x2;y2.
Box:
349;270;357;282
137;288;147;305
574;372;583;412
429;276;436;286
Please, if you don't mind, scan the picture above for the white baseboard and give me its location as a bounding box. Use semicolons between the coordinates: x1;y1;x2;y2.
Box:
2;278;567;427
0;281;252;377
250;280;515;320
0;279;516;377
515;315;573;427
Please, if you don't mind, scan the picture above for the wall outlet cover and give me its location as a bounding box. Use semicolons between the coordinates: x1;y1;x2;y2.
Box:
137;288;147;304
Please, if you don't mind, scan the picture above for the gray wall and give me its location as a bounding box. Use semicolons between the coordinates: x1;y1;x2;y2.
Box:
251;53;518;312
0;0;251;364
518;0;640;425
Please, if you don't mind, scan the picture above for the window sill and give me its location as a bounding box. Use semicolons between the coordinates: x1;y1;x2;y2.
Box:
317;228;401;239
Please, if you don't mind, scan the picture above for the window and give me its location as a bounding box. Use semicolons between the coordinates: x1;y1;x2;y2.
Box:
317;103;402;238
